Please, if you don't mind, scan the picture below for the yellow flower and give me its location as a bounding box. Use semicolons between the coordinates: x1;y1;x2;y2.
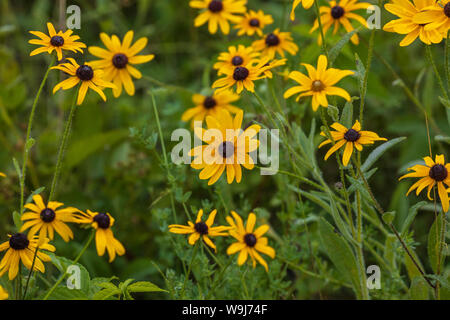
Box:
290;0;315;20
212;57;275;93
189;110;260;185
0;233;55;280
284;55;354;111
182;90;242;126
20;194;78;244
399;154;450;213
262;58;287;79
29;22;86;61
383;0;444;46
169;209;230;252
213;45;260;76
226;211;275;271
0;285;7;300
51;58;115;105
311;0;371;45
318;120;387;166
189;0;247;34
252;29;299;59
73;210;125;262
413;0;450;34
234;10;274;36
0;172;5;178
88;31;154;97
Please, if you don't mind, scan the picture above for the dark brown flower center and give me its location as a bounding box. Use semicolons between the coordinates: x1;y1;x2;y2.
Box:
40;208;56;223
233;66;249;80
265;33;280;46
445;3;450;17
9;233;29;250
50;35;64;47
112;53;128;69
429;164;448;181
331;5;345;19
194;222;208;235
76;65;94;81
249;18;260;27
203;96;217;109
231;55;244;66
218;141;234;158
93;213;111;229
344;129;361;142
311;80;325;92
244;233;257;247
208;0;223;12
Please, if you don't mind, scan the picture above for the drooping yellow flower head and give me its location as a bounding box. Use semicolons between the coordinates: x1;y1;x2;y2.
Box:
189;110;260;185
29;22;86;61
213;45;260;76
252;29;299;59
310;0;371;45
284;55;354;111
73;210;125;263
189;0;247;34
212;57;280;93
383;0;444;46
51;58;115;105
226;211;275;272
169;209;231;252
234;10;274;36
399;154;450;213
20;194;79;244
318;120;387;166
290;0;315;21
413;0;450;34
182;90;242;126
0;233;55;280
0;285;8;300
88;31;155;97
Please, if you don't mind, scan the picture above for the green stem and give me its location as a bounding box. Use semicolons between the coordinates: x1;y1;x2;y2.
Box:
20;56;56;213
48;90;78;201
426;45;449;100
359;29;375;127
22;245;39;299
43;230;94;300
313;0;329;58
181;241;199;299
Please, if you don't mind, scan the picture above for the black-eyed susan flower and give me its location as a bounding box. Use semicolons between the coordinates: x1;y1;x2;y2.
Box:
29;22;86;61
213;45;260;76
252;29;299;59
310;0;371;45
262;58;287;79
383;0;444;46
290;0;315;21
73;210;125;262
226;211;275;271
413;0;450;34
284;55;354;111
190;110;260;185
182;90;242;126
0;233;55;280
20;194;78;244
169;209;230;251
0;286;7;300
189;0;247;34
212;57;276;93
399;154;450;213
318;120;387;166
88;31;155;97
234;10;274;36
52;58;115;105
0;172;5;178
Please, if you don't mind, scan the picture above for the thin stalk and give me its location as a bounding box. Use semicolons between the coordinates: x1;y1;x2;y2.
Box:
313;0;329;58
48;90;78;201
359;29;375;127
43;230;94;300
22;246;39;299
181;242;199;299
20;56;56;213
426;45;449;100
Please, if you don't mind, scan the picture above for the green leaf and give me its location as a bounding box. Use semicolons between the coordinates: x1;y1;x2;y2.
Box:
25;138;35;151
382;211;396;224
24;187;45;206
92;288;121;300
65;129;129;169
127;281;167;293
435;135;450;145
400;201;428;236
45;287;89;300
404;248;425;281
318;218;363;299
354;53;365;92
327;105;339;121
328;28;360;64
438;96;450;108
47;253;91;294
340;99;354;128
428;215;446;274
12;157;21;179
409;277;429;300
361;137;406;172
12;211;22;229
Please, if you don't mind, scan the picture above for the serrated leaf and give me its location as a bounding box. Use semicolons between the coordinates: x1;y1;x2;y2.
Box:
92;288;121;300
127;281;167;293
361;137;406;172
44;287;88;300
328;28;360;64
340;100;354;128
